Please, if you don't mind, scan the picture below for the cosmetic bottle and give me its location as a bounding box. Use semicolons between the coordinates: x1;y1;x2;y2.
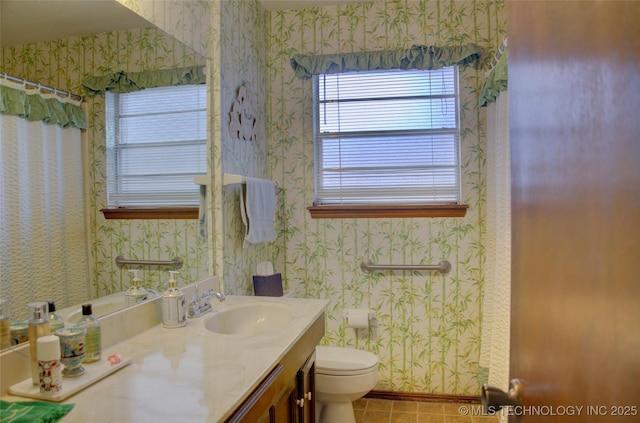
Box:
77;304;101;363
37;335;62;393
28;302;50;384
0;299;9;350
47;301;65;333
125;269;149;306
161;271;186;328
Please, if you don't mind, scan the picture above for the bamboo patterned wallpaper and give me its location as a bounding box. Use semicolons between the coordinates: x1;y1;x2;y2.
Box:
2;0;506;396
219;0;273;295
1;27;209;296
267;0;505;394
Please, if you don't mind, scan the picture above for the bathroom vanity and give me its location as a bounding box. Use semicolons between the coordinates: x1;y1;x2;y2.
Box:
227;318;320;423
0;279;329;423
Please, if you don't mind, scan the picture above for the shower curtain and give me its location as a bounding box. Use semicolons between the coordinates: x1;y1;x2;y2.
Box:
0;80;89;321
478;43;510;392
481;90;511;391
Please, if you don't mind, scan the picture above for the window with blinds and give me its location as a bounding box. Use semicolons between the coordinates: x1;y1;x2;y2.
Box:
106;84;207;207
313;67;461;206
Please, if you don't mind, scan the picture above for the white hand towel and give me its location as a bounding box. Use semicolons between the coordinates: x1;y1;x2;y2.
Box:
240;177;277;246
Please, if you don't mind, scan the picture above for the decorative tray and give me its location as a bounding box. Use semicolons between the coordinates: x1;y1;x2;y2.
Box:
9;350;131;402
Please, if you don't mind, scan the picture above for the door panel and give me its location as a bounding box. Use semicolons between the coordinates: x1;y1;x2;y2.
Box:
508;1;640;421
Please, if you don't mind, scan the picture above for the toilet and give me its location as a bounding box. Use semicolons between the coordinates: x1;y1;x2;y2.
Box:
315;346;379;423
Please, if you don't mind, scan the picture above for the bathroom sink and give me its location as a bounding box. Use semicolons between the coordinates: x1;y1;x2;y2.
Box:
202;303;294;335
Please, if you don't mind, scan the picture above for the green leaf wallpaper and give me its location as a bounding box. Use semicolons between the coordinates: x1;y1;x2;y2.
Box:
3;0;506;396
1;27;209;296
266;0;505;394
219;0;273;295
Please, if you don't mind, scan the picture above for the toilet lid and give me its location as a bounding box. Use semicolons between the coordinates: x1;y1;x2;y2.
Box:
315;346;378;376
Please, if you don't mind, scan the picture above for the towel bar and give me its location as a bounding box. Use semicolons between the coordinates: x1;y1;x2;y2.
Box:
115;256;183;269
223;173;278;187
360;260;451;274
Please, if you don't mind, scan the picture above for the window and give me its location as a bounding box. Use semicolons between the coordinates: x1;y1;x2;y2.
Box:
105;84;207;208
313;67;461;208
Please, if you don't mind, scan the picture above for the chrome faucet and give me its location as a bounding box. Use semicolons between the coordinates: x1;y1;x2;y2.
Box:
187;285;226;318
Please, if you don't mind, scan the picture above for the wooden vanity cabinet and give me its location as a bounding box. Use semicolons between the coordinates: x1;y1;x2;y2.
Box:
226;313;324;423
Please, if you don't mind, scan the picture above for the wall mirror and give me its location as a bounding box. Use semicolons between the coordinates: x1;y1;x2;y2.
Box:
0;0;206;351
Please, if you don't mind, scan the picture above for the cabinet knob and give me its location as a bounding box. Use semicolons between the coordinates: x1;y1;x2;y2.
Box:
305;392;312;400
296;398;305;408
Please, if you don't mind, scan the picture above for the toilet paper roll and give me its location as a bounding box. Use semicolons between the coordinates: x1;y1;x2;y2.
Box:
346;309;371;329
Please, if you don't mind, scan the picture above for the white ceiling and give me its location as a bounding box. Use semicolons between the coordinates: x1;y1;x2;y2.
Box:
0;1;152;47
0;0;363;47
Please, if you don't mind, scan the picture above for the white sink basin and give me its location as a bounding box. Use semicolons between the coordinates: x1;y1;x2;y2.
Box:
203;303;294;335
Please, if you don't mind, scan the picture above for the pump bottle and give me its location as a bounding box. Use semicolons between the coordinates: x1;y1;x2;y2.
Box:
125;269;149;306
28;302;50;384
161;271;186;328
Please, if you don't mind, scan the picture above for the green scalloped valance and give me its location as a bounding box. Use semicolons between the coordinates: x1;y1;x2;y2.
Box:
0;84;86;129
479;51;508;107
81;66;206;96
290;44;483;78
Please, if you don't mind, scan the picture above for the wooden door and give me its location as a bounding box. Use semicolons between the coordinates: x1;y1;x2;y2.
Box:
508;1;640;421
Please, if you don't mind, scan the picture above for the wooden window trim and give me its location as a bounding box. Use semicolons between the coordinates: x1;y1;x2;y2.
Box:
101;207;199;220
307;204;468;219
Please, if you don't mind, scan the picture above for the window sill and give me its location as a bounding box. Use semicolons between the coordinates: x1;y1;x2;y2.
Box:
101;207;199;220
307;204;468;219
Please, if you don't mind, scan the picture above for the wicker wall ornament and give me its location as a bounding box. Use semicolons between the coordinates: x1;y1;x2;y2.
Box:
229;84;257;141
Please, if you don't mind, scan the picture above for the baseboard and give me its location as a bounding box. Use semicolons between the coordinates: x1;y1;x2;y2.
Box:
365;390;480;404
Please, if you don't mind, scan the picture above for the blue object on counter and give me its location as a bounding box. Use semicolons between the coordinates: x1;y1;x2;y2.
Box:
253;273;283;297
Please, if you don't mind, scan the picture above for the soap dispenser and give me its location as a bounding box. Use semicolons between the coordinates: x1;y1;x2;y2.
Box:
161;271;186;328
125;269;148;306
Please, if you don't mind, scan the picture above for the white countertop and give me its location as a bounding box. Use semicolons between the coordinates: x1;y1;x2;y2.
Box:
1;295;329;423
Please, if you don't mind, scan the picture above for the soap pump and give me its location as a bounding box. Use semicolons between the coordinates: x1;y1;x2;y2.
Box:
161;271;186;328
125;269;148;306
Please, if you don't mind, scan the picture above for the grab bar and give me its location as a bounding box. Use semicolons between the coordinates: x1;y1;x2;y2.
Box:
360;260;451;274
115;255;183;269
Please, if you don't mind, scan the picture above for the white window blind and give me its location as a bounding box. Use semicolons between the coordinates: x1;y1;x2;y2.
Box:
313;67;461;205
106;84;207;207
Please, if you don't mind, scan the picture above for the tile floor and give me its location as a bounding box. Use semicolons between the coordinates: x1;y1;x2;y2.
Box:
353;398;499;423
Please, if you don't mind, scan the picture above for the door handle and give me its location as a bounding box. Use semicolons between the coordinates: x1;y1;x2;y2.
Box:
481;379;523;414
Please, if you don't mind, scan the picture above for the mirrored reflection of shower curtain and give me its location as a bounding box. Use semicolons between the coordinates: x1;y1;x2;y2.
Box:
0;113;89;321
480;89;511;391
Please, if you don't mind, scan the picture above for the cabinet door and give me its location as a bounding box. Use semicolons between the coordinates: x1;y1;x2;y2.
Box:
272;378;297;423
296;350;316;423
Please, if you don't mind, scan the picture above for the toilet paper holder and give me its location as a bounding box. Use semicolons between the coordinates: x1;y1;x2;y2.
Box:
343;309;376;328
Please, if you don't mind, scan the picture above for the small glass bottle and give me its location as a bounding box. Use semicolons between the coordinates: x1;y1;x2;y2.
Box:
77;304;101;363
0;299;10;350
28;302;50;384
47;301;65;333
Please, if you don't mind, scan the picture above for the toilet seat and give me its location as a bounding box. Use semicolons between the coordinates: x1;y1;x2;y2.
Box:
316;346;378;376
